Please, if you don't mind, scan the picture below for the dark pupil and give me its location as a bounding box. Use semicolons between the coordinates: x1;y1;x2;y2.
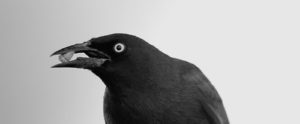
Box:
116;45;122;51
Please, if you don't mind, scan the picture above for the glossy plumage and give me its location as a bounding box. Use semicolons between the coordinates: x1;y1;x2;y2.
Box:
52;34;229;124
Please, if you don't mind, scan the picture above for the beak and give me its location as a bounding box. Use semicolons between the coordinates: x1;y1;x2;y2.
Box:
51;41;111;69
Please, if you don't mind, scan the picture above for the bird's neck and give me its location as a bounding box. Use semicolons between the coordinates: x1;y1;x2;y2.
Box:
96;55;178;98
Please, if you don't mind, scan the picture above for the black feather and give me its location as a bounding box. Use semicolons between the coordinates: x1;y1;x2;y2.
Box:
52;33;230;124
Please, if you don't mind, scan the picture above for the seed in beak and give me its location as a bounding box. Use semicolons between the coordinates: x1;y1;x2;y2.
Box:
59;51;74;63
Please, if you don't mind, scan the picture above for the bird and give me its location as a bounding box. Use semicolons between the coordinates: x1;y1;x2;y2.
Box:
51;33;229;124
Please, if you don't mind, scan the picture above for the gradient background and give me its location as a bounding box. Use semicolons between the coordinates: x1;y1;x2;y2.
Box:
1;0;299;124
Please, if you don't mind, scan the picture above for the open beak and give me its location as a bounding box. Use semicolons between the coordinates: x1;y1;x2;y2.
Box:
51;41;111;69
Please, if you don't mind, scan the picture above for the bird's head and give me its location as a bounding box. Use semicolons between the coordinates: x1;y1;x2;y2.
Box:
51;33;170;89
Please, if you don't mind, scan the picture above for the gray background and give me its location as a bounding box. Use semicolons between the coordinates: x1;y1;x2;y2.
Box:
1;0;299;124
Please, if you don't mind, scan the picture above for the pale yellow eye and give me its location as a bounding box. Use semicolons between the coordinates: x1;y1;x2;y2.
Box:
113;43;125;53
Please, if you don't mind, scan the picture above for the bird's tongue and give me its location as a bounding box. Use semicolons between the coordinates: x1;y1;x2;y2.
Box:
53;50;107;69
59;51;75;63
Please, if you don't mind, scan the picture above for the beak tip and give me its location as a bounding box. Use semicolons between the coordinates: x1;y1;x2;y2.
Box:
50;50;60;57
51;65;59;68
51;63;65;68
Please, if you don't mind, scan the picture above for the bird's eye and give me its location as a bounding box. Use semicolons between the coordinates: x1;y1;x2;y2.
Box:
113;43;126;53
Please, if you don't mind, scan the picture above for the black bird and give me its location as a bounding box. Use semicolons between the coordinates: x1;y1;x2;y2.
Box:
51;33;229;124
